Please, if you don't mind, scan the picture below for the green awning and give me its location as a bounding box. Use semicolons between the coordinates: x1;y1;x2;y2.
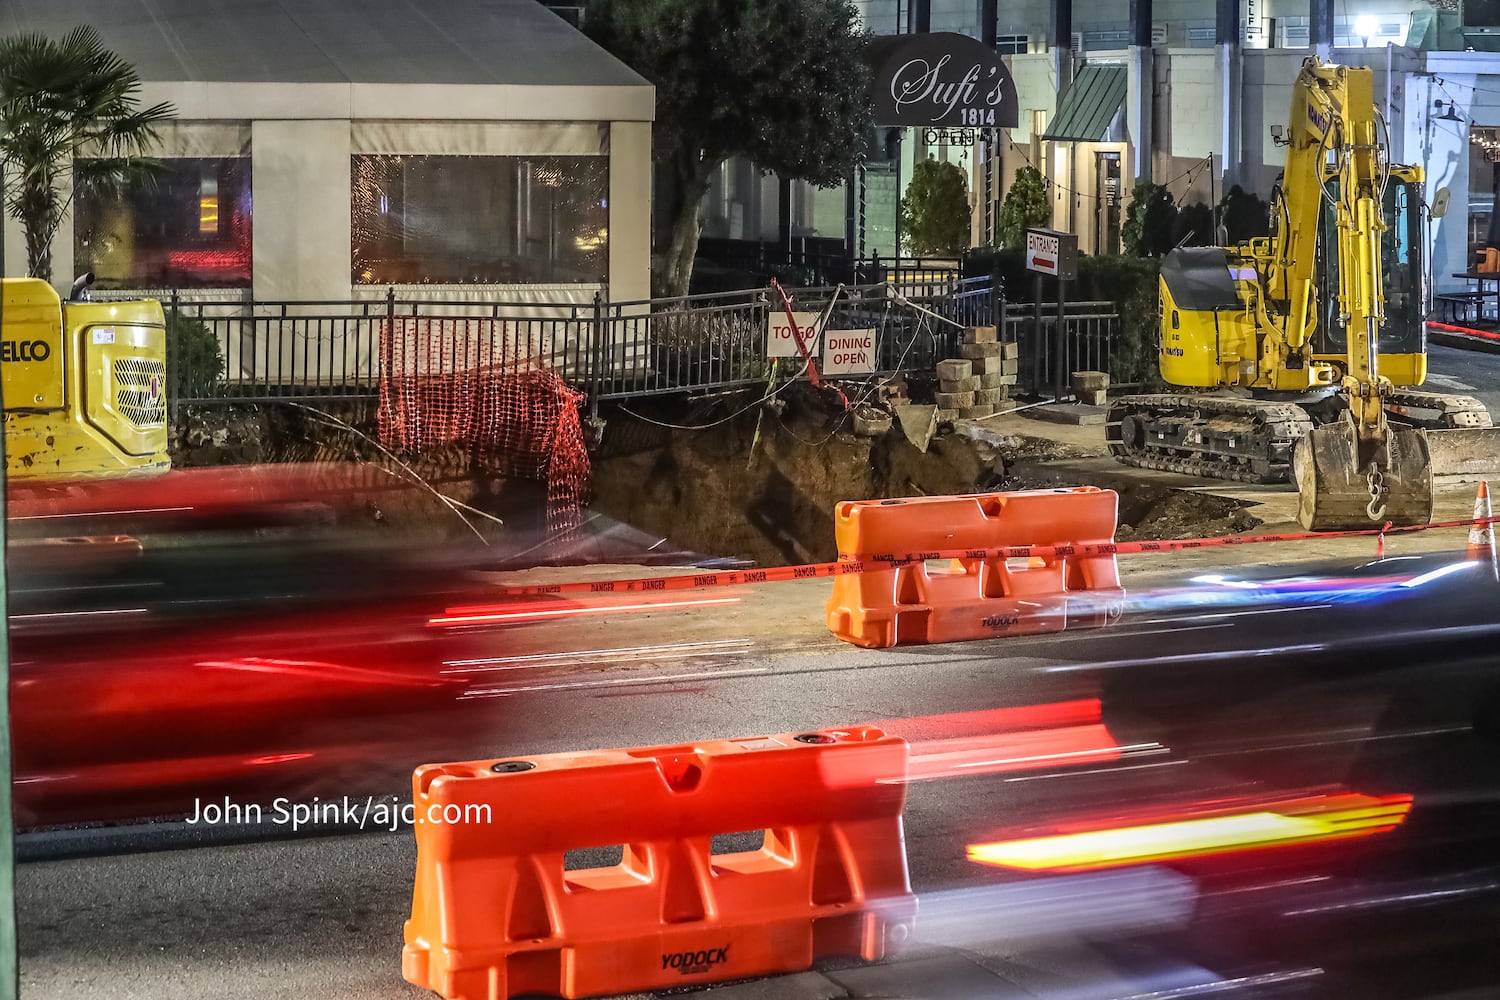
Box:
1041;64;1128;142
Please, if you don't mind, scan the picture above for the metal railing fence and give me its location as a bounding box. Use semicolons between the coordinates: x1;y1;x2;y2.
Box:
1002;301;1118;398
134;277;1114;414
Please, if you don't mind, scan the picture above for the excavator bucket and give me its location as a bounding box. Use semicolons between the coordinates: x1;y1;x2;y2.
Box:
1294;418;1433;531
1424;427;1500;478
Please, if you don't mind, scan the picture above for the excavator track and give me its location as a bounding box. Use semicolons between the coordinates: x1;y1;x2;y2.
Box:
1109;390;1497;486
1383;389;1494;429
1106;394;1315;485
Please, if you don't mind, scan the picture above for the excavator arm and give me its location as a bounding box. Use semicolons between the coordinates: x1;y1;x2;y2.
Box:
1263;60;1342;364
1282;59;1433;530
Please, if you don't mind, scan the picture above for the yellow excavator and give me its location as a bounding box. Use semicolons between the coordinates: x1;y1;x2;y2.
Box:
2;274;170;479
1108;57;1496;530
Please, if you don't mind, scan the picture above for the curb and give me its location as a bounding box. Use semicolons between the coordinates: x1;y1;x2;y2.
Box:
1429;325;1500;356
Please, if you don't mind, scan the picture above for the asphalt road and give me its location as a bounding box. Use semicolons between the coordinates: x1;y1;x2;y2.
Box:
1425;342;1500;416
17;555;1500;1000
18;340;1500;999
13;636;1075;1000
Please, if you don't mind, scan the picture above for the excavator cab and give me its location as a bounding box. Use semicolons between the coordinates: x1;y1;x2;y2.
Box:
1311;172;1426;386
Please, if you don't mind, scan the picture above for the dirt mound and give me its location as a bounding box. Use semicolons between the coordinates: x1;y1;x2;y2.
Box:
1115;488;1261;540
999;462;1261;541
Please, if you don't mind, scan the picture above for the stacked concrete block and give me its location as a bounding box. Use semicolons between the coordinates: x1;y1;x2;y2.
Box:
934;357;976;422
1071;370;1109;406
941;327;1017;419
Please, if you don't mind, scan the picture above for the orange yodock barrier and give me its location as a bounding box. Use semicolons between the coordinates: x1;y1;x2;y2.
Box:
403;727;915;1000
826;488;1125;648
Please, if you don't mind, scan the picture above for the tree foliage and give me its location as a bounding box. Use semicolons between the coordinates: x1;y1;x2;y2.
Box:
996;166;1049;249
899;158;970;255
1122;182;1178;257
1218;184;1271;244
1171;201;1214;249
585;0;871;297
1077;254;1162;385
0;25;174;283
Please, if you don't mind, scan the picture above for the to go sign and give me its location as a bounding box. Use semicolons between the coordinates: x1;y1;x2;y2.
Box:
767;312;821;358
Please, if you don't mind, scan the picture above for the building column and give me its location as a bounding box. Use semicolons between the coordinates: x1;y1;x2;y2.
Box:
778;176;792;258
608;121;652;303
0;209;18;281
1217;0;1242;194
1052;0;1074;97
1050;0;1074;236
981;0;999;245
1310;0;1334;60
910;0;930;34
251;120;351;302
1128;0;1154;185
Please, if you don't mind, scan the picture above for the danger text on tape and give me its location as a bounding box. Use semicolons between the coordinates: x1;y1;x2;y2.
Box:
465;515;1500;601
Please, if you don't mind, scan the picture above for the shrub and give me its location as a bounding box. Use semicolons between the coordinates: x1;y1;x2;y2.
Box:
1077;255;1161;385
1171;201;1215;249
166;311;225;401
1122;183;1177;257
899;158;972;255
651;308;766;386
996;166;1050;249
1219;185;1271;243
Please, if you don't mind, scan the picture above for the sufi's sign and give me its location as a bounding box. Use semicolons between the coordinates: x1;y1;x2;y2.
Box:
869;32;1019;129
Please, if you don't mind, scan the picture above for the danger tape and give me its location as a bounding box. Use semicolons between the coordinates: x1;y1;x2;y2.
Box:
489;514;1500;598
1427;320;1500;342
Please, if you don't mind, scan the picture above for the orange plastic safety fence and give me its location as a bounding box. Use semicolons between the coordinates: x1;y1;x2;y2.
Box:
403;728;915;999
377;317;590;535
826;488;1125;648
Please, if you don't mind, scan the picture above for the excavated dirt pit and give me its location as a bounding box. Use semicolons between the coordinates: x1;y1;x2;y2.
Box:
170;390;1261;565
589;387;1263;566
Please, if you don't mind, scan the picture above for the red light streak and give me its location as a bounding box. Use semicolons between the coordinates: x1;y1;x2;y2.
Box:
246;752;314;765
879;699;1133;782
819;699;1143;788
428;595;741;627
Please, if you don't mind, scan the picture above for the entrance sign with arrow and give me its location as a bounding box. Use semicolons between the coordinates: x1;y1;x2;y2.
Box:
1025;228;1077;280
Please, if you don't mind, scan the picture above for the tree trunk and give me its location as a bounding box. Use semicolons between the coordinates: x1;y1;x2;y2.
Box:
17;176;56;284
25;231;52;286
661;164;714;300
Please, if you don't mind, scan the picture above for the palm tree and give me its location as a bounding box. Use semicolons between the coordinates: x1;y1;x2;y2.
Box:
0;25;174;283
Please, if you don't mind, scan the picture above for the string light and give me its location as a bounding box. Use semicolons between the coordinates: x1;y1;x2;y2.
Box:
1470;127;1500;162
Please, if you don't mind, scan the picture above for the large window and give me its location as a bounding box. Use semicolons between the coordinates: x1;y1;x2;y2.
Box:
74;157;252;289
1469;127;1500;271
1316;176;1425;356
352;155;608;285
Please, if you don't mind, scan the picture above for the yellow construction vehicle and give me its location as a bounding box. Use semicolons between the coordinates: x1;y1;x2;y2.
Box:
1108;56;1495;530
2;274;170;479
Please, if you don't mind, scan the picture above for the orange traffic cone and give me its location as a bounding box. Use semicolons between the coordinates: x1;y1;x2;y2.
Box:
1467;480;1497;578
